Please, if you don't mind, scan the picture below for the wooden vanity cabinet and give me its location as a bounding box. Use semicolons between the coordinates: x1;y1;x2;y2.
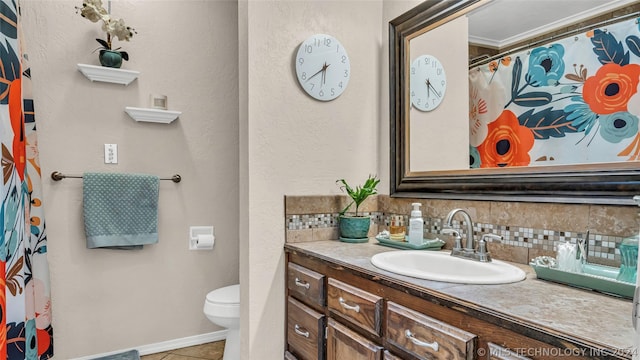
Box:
285;249;600;360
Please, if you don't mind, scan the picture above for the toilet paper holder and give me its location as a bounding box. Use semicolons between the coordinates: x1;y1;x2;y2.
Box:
189;226;215;250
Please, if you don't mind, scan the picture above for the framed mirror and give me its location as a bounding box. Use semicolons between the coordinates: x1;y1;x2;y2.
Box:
390;0;640;205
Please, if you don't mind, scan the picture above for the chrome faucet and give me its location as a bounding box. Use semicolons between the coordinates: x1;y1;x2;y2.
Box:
442;208;501;262
444;209;475;251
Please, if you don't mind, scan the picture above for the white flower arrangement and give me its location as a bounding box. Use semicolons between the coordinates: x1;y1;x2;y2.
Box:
75;0;136;61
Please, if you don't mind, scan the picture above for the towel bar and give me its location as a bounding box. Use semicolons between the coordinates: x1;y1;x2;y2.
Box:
51;171;181;183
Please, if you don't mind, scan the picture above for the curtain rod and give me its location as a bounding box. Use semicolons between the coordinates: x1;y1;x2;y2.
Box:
50;171;182;183
469;11;640;69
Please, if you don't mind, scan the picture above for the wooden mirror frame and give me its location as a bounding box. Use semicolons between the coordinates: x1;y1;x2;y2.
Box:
389;0;640;205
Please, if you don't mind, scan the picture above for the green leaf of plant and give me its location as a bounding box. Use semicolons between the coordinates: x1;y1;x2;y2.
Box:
513;92;552;107
95;38;110;49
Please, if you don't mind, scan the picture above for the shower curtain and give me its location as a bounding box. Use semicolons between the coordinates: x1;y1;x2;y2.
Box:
469;16;640;169
0;0;54;359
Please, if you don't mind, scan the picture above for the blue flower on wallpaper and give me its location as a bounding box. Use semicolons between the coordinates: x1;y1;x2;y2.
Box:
469;146;481;168
525;44;565;86
599;112;639;143
566;96;599;134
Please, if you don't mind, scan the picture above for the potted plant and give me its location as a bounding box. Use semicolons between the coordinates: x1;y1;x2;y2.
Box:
76;0;137;68
336;175;380;243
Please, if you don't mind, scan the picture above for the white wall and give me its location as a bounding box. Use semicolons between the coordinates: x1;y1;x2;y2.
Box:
19;0;432;358
239;1;385;358
21;1;239;358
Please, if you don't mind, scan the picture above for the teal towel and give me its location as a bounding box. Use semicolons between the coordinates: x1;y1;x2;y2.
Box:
83;172;159;249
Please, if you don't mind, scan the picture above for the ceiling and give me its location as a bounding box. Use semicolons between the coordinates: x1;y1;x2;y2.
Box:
467;0;639;49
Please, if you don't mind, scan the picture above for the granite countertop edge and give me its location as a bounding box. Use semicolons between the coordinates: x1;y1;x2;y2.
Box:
284;239;636;355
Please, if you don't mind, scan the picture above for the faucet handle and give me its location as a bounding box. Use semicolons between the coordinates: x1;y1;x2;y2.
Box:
441;228;460;237
476;239;492;262
442;228;462;250
481;234;502;243
476;234;501;262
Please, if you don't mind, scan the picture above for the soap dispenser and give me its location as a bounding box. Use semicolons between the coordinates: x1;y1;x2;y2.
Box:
408;203;424;245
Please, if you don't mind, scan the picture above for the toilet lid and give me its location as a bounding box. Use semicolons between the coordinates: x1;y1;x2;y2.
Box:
206;284;240;304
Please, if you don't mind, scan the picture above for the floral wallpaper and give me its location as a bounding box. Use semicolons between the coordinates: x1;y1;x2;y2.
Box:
469;16;640;168
0;1;53;359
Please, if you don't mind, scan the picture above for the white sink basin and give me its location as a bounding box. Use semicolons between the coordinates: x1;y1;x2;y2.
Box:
370;250;526;284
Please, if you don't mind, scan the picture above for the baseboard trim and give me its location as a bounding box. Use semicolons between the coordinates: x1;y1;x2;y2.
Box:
70;330;228;359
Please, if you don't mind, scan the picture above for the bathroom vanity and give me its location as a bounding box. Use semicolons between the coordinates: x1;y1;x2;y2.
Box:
284;240;635;360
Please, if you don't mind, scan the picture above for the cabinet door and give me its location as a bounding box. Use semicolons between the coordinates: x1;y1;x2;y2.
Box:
284;351;298;360
327;278;383;336
326;318;383;360
487;343;532;360
386;301;477;359
288;297;325;360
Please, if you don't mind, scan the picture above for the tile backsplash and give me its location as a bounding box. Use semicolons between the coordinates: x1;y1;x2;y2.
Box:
285;195;640;267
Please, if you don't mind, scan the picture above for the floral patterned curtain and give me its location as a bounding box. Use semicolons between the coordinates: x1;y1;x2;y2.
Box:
469;16;640;168
0;0;53;358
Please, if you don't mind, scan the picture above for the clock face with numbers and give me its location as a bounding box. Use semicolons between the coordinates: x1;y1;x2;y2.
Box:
295;34;350;101
410;54;447;111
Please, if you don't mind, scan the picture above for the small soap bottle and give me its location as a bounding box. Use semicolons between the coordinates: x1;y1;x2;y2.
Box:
408;203;424;245
389;216;406;241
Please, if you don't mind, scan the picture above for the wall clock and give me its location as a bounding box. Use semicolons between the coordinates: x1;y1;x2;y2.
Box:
295;34;350;101
410;54;447;111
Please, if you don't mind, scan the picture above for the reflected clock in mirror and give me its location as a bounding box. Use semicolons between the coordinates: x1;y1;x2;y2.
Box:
410;54;447;111
295;33;350;101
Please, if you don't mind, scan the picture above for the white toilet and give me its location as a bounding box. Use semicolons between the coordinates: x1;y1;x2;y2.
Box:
204;284;240;360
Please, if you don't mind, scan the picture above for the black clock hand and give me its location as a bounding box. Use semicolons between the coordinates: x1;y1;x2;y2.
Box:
306;66;325;82
427;81;441;98
306;62;331;86
321;62;330;86
425;79;431;98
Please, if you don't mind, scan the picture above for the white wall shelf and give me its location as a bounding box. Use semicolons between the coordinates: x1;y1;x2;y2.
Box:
124;107;181;124
77;64;140;86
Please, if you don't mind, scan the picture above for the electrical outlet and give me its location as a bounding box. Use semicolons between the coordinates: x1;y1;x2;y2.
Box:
104;144;118;164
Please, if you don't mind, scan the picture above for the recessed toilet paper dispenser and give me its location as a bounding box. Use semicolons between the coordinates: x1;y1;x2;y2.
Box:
189;226;215;250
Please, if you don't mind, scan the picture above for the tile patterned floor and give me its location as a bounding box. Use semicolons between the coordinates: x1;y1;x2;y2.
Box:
139;341;225;360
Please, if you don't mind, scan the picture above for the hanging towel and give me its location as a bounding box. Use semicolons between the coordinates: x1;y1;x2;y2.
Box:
83;172;159;249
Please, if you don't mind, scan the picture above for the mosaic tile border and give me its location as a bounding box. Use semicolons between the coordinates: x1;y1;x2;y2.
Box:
286;213;624;263
286;212;385;230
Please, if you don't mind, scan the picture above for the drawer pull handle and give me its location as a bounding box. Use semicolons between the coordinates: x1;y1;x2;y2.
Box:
294;324;310;338
405;329;439;352
338;297;360;313
294;278;310;289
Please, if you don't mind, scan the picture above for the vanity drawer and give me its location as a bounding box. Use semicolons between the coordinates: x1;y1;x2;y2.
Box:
284;351;297;360
327;278;382;336
288;262;325;308
287;296;325;360
326;318;383;360
386;301;477;359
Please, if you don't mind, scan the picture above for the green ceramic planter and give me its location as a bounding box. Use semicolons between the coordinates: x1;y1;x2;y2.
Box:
99;50;123;68
338;215;371;242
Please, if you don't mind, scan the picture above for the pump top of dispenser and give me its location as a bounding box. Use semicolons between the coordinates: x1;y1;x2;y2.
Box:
411;203;422;217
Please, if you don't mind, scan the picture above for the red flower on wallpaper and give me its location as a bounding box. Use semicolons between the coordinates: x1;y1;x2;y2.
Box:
477;110;535;168
583;63;640;115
